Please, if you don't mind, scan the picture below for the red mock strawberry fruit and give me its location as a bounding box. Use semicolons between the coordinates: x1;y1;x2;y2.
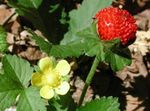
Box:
95;7;137;45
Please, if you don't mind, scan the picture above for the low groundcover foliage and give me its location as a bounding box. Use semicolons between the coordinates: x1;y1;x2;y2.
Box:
0;0;137;111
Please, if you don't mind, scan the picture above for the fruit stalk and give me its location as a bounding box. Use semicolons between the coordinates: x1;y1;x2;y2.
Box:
78;55;100;107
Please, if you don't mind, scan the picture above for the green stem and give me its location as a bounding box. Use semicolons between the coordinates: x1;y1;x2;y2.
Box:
78;56;100;107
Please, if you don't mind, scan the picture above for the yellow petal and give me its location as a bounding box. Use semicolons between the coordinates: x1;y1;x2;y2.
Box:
55;60;70;76
40;85;54;99
31;72;43;87
55;81;70;95
38;57;54;72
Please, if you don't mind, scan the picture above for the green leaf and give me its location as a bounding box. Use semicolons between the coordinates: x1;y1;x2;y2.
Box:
0;26;8;53
69;0;113;32
72;23;131;71
76;22;101;57
60;0;113;58
77;96;120;111
50;42;85;58
56;22;100;58
28;29;85;58
0;75;22;111
77;23;131;71
17;87;46;111
3;55;33;86
0;55;47;111
61;0;113;44
29;26;100;58
86;43;105;62
105;47;132;71
76;22;98;40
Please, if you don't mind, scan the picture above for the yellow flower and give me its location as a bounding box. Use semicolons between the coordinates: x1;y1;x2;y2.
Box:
31;57;71;99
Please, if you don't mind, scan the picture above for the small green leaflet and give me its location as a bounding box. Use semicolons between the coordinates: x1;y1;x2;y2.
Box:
0;75;22;111
76;96;120;111
105;46;132;71
0;55;46;111
3;55;33;87
0;26;8;53
17;87;46;111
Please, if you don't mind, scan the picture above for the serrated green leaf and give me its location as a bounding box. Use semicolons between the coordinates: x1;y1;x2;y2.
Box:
17;87;46;111
0;54;34;110
105;47;132;71
28;29;85;58
60;0;113;58
70;22;131;71
77;96;120;111
0;26;8;53
2;55;33;87
54;42;84;58
0;75;22;111
61;0;113;44
0;55;47;111
52;32;98;58
77;23;131;71
97;40;131;71
50;42;85;58
29;27;101;58
69;0;113;32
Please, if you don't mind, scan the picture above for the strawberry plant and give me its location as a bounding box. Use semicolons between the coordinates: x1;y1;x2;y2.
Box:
0;0;138;111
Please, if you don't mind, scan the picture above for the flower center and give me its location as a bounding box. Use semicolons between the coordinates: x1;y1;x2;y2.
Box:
42;70;61;87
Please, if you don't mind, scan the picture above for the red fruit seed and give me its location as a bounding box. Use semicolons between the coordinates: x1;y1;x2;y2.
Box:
95;7;137;45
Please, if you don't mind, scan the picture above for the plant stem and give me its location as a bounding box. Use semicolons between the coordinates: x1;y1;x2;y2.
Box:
78;56;100;107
